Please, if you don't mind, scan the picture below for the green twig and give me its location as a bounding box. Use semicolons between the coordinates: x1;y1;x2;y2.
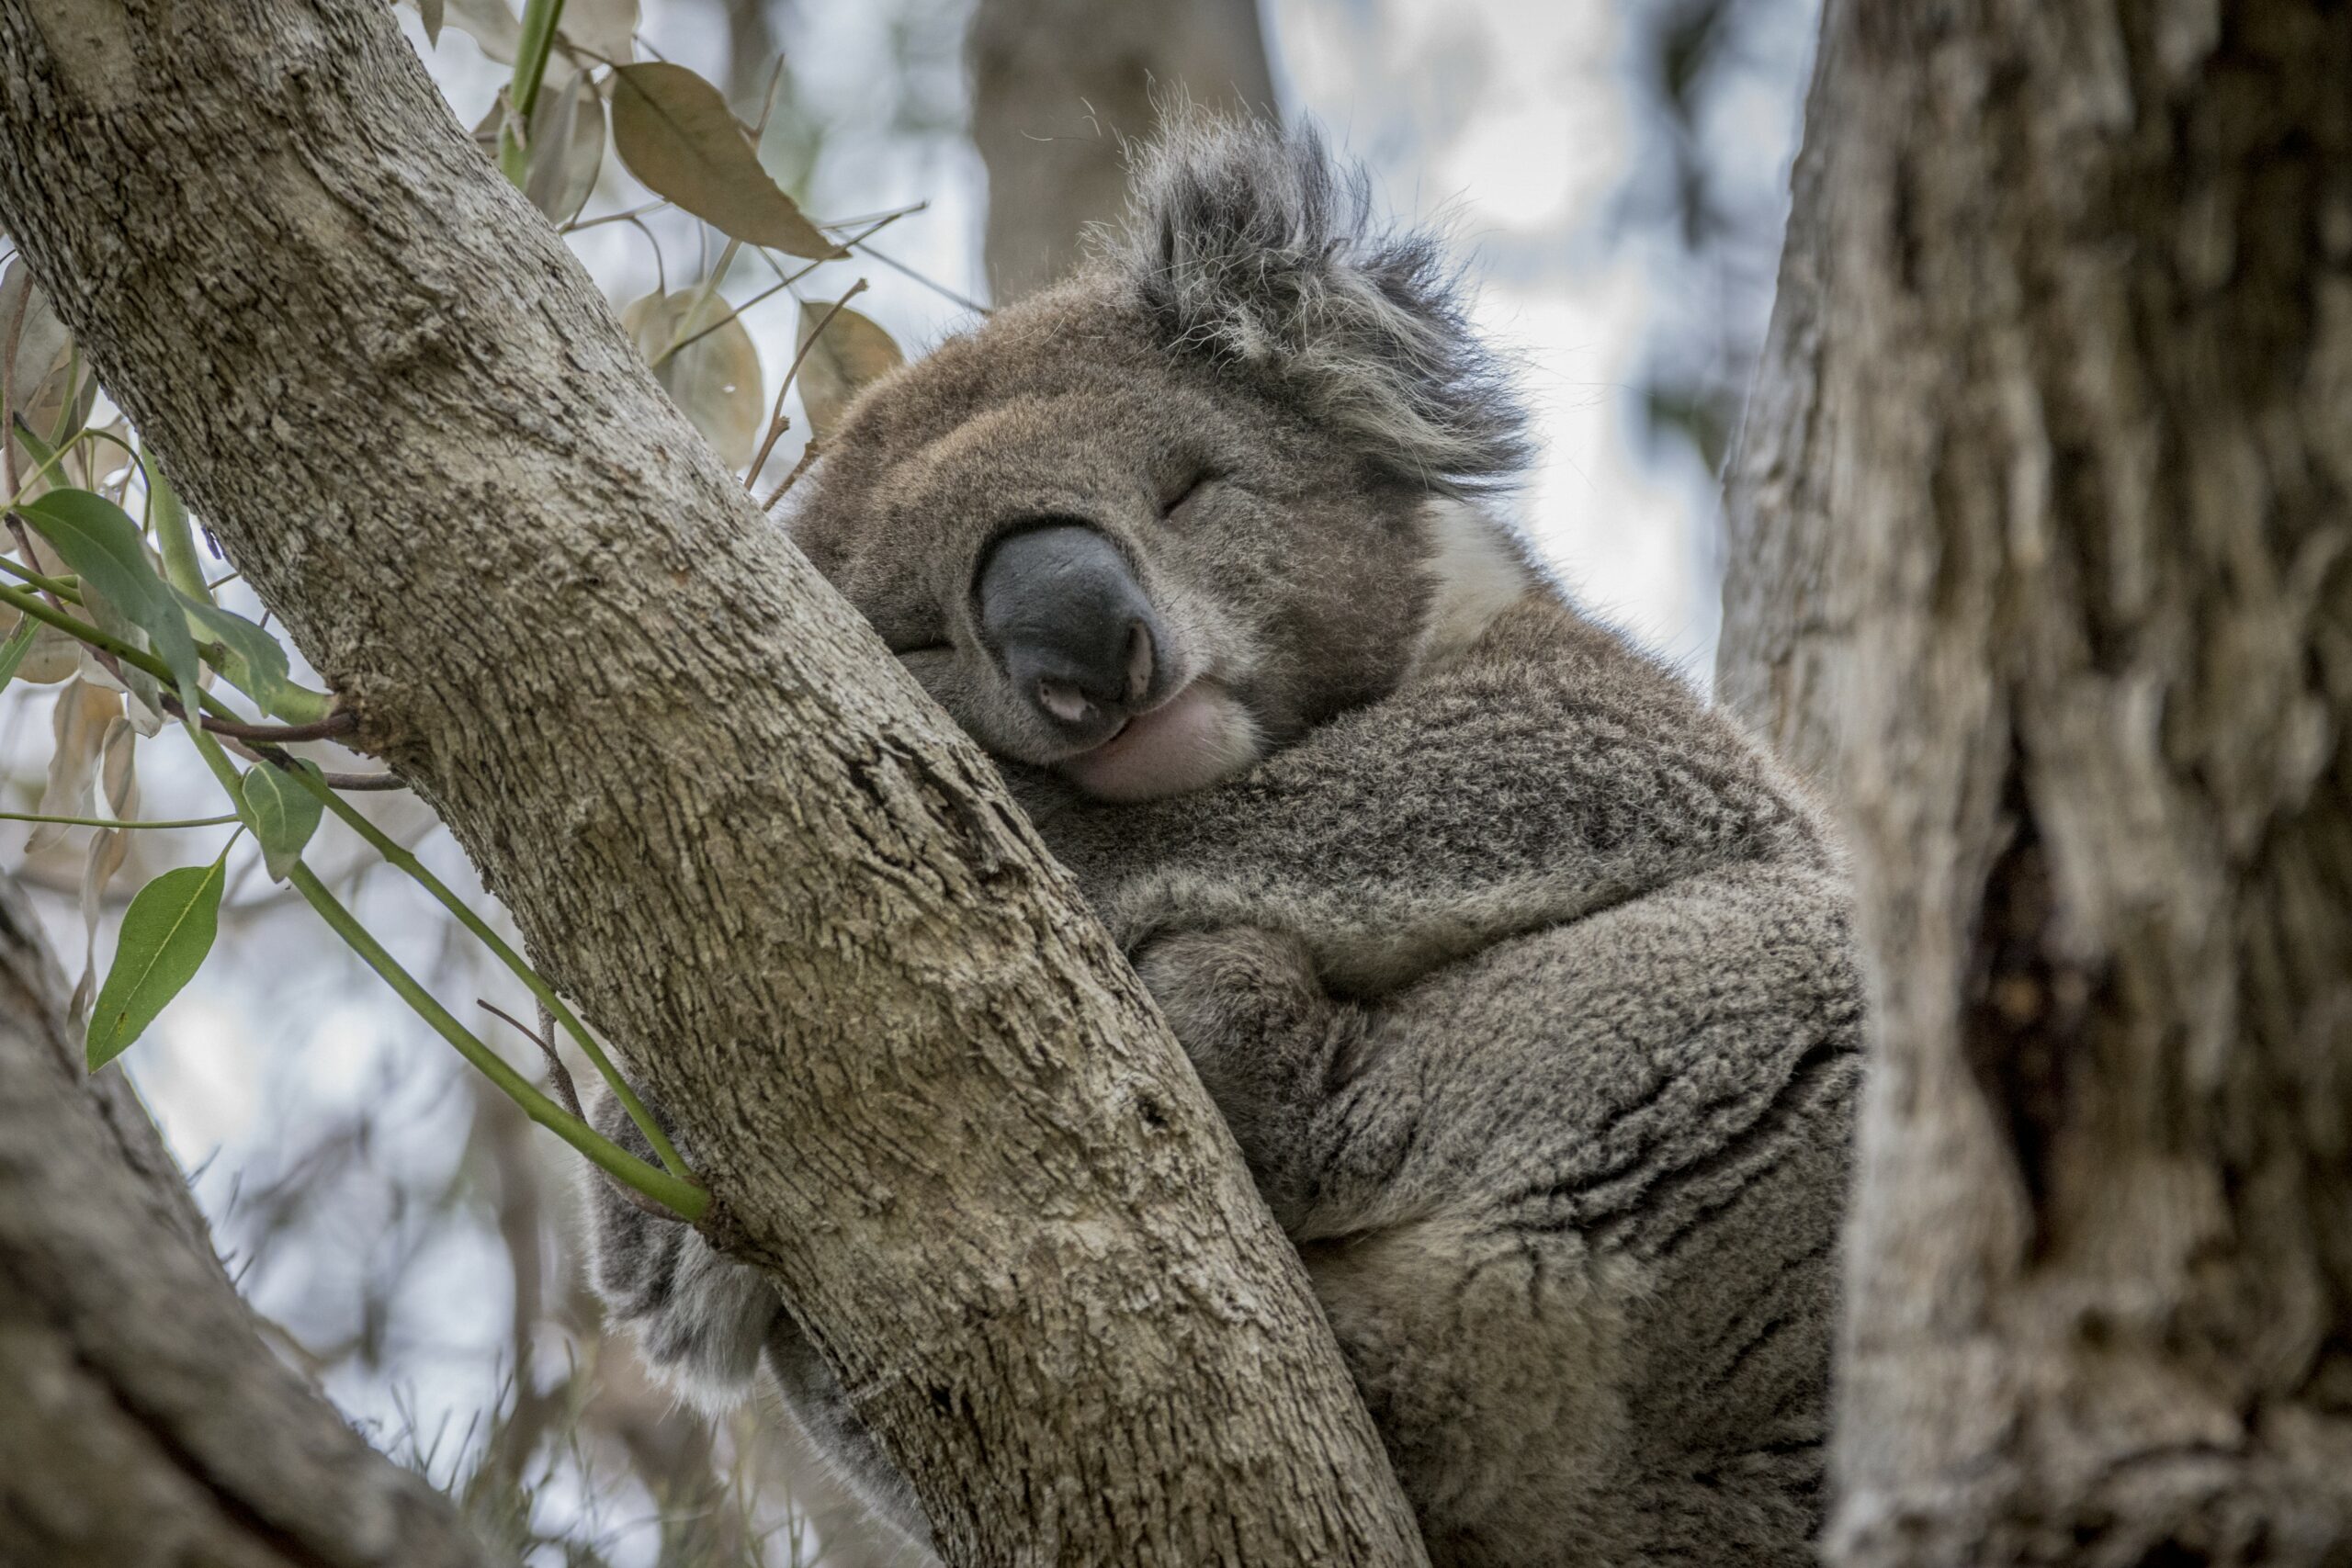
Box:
0;810;241;830
0;553;80;603
289;860;705;1217
185;724;703;1219
286;763;692;1182
498;0;570;186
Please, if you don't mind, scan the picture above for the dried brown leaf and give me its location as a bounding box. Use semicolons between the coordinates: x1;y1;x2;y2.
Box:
29;680;120;854
69;716;141;1025
525;67;606;225
435;0;520;62
558;0;637;64
622;290;765;469
794;300;905;439
608;63;843;260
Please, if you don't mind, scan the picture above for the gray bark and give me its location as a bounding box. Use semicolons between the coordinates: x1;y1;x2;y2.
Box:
1720;2;2352;1563
0;4;1423;1564
967;0;1276;301
0;874;503;1567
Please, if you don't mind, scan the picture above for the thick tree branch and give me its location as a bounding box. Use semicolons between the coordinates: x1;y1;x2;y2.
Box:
0;874;502;1567
1723;2;2352;1563
0;3;1424;1563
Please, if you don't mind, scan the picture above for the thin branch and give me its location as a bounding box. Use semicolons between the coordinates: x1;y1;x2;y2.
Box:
560;198;671;234
0;809;241;830
761;440;820;513
479;996;684;1222
196;708;358;744
746;278;865;488
814;199;930;230
852;239;989;316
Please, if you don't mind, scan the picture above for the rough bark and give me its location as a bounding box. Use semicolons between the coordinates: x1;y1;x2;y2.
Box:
1720;2;2352;1563
0;874;504;1567
0;4;1424;1566
967;0;1275;301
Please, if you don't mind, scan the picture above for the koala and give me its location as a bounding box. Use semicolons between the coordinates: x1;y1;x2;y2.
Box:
587;120;1861;1567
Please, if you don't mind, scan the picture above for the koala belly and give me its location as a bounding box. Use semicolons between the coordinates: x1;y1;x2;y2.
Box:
1169;863;1860;1567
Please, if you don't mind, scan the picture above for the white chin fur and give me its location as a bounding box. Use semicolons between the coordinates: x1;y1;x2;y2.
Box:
1060;682;1261;801
1410;498;1535;671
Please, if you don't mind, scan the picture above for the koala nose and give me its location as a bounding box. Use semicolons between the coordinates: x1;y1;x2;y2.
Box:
977;523;1159;744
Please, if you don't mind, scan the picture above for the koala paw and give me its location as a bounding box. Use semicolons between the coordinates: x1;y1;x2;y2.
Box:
581;1089;779;1409
1134;925;1327;1048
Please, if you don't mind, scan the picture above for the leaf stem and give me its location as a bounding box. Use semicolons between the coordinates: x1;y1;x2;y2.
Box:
0;580;344;742
289;859;706;1218
185;725;703;1219
285;763;692;1182
500;0;570;186
0;810;242;830
0;552;81;603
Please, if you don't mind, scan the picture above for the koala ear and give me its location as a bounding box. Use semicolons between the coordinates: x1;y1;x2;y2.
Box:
1114;118;1530;495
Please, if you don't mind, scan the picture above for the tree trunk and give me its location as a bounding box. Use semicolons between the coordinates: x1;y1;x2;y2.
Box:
0;874;504;1567
1721;3;2352;1563
967;0;1275;301
0;4;1424;1565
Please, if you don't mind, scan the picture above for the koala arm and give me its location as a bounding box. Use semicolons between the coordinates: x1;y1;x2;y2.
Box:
582;1089;779;1404
1134;926;1415;1236
581;1091;937;1558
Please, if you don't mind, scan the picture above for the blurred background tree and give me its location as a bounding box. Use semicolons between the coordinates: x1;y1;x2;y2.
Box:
0;1;1817;1561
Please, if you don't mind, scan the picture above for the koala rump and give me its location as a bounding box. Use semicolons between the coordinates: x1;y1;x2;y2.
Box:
584;118;1860;1567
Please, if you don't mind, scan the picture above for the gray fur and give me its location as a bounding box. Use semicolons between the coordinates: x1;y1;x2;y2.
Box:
582;120;1859;1566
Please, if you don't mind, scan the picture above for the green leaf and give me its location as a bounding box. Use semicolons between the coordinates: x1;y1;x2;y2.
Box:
794;300;904;439
86;857;224;1070
17;489;202;712
0;616;37;687
608;63;843;259
176;591;295;716
240;760;322;884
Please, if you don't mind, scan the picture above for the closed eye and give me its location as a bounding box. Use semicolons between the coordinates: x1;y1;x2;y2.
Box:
891;641;954;658
1159;471;1216;521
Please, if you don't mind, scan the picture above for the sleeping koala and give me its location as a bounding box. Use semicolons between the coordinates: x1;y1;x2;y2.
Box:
587;121;1861;1567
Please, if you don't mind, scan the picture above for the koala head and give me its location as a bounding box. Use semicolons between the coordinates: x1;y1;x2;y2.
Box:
786;120;1535;802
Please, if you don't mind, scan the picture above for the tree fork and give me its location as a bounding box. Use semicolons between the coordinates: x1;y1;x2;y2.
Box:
0;3;1426;1563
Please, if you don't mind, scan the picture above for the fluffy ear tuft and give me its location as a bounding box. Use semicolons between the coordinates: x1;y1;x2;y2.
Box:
1113;118;1531;495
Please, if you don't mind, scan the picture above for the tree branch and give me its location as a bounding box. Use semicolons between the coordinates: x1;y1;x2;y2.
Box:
0;3;1424;1562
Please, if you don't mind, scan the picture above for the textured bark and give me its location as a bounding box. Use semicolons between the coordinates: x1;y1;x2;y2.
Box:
967;0;1275;301
0;875;503;1567
1721;2;2352;1564
0;4;1424;1566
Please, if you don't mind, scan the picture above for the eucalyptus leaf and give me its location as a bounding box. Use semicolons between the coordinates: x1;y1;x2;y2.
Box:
623;290;764;468
794;299;904;439
17;488;203;712
74;578;169;733
558;0;636;63
0;260;87;489
28;679;117;854
525;65;606;225
72;717;141;1025
608;63;842;259
435;0;521;61
420;0;446;45
240;760;322;884
176;592;295;717
0;617;38;687
11;622;84;685
86;857;225;1071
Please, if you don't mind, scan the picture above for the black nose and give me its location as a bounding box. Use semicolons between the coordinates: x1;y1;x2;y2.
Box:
977;524;1159;745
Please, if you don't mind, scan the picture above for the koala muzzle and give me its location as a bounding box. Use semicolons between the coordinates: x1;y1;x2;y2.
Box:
978;523;1161;747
